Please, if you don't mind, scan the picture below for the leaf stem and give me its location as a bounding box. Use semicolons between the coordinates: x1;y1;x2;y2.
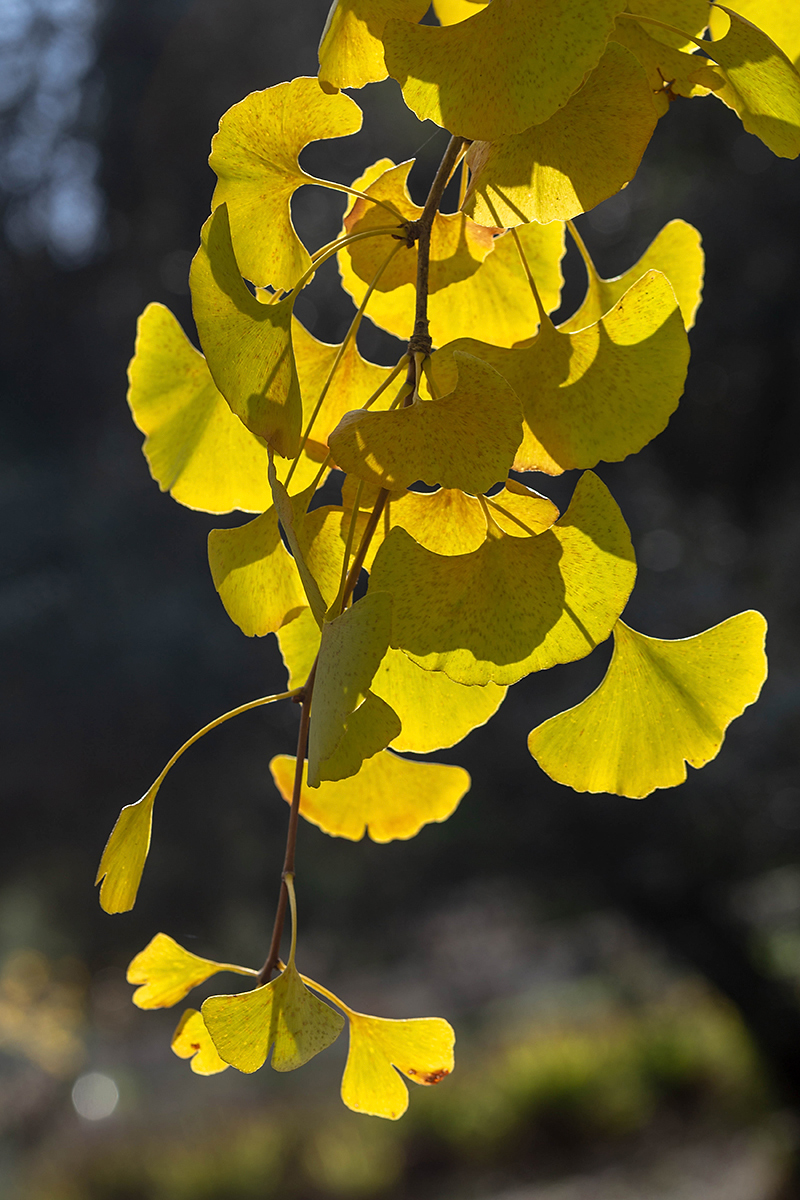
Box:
408;134;466;357
510;227;549;326
290;228;407;299
333;479;364;616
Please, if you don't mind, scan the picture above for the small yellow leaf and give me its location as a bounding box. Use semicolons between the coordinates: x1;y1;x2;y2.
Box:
190;205;302;457
202;962;344;1073
329;352;522;495
528;612;768;798
128;933;255;1009
431;270;689;476
270;750;470;842
308;592;394;786
342;1012;455;1120
209;78;362;289
172;1009;230;1076
464;42;657;228
384;0;627;140
316;691;403;783
318;0;430;89
95;787;157;914
369;472;636;686
560;219;704;333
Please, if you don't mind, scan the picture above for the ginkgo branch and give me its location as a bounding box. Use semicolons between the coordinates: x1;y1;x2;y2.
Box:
408;134;466;357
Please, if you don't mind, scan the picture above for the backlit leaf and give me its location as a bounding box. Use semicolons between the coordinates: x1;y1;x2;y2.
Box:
316;691;403;782
433;0;488;24
612;20;722;117
709;2;800;68
190;205;302;457
95;787;157;915
270;750;470;841
172;1009;230;1076
342;1012;455;1119
307;592;394;786
384;0;627;140
431;270;689;475
319;0;430;89
464;42;657;228
209;78;362;289
560;219;704;333
528;612;768;798
202;962;344;1073
128;933;255;1009
329;352;522;494
268;468;328;625
369;471;636;686
697;7;800;157
627;0;711;49
278;607;322;690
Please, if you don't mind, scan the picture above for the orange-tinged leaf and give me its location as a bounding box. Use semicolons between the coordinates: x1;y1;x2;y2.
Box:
342;1012;455;1119
128;933;255;1009
464;43;657;228
307;592;394;786
209;78;362;289
95;787;156;914
528;612;768;798
202;963;344;1074
329;352;522;495
318;0;430;88
270;750;470;842
172;1009;230;1076
190;205;302;457
431;270;689;475
384;0;627;140
561;219;704;333
369;471;636;686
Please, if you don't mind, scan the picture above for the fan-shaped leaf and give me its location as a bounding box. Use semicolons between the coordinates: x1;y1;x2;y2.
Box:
319;0;430;89
612;20;722;117
128;934;255;1009
95;787;157;915
342;1012;455;1119
172;1009;230;1076
709;2;800;68
528;612;768;798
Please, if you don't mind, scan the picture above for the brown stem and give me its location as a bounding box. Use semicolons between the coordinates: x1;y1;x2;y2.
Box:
408;134;465;358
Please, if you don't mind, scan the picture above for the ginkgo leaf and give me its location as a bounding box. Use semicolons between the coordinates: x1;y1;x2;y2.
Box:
612;20;722;117
278;607;321;690
128;304;273;514
318;0;430;89
202;962;344;1073
316;690;403;782
628;0;711;50
268;468;333;626
709;1;800;68
207;505;308;638
293;319;397;459
209;78;362;289
329;352;522;494
371;648;506;753
338;159;565;346
369;471;636;686
433;0;488;25
95;787;157;914
430;270;689;476
696;7;800;158
270;750;470;841
464;42;657;228
528;612;768;798
341;1012;455;1119
172;1009;230;1076
190;205;302;457
384;0;627;141
307;592;394;786
560;219;704;333
128;933;255;1009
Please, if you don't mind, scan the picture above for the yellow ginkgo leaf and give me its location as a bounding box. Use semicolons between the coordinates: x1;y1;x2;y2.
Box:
318;0;430;89
612;21;722;118
628;0;711;50
270;750;470;842
464;42;657;228
560;219;704;333
338;160;565;346
209;78;362;288
433;0;488;25
95;787;157;915
307;592;394;786
315;691;403;783
709;1;800;68
190;205;302;457
384;0;627;141
172;1009;230;1076
128;933;256;1009
278;607;321;690
268;469;329;625
342;1012;455;1119
528;612;768;798
202;962;344;1074
369;471;636;686
431;270;689;476
696;7;800;157
329;352;522;495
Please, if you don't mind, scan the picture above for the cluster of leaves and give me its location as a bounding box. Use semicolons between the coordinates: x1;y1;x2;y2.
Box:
94;0;799;1118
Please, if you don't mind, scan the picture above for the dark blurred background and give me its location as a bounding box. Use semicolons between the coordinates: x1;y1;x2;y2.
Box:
2;1;800;1197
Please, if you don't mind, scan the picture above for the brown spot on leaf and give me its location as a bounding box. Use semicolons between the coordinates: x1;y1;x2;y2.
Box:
418;1068;450;1086
191;1042;201;1051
